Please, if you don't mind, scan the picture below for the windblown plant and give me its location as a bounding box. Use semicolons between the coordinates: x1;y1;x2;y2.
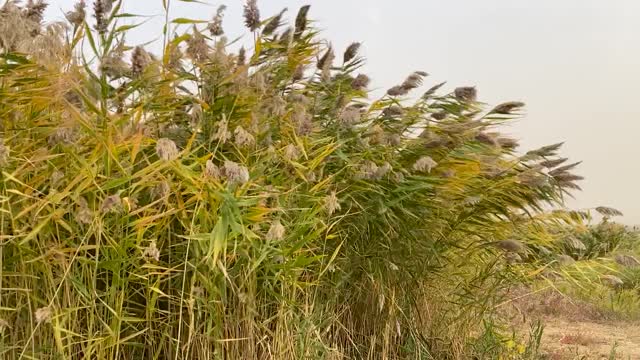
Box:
0;1;586;358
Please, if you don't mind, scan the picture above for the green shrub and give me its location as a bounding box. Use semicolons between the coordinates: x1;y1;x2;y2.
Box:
0;1;583;358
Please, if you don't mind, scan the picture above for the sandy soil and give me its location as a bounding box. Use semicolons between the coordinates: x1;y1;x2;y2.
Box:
503;288;640;359
536;318;640;359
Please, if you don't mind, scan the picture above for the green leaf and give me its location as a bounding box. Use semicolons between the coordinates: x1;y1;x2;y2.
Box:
172;18;207;24
115;24;142;33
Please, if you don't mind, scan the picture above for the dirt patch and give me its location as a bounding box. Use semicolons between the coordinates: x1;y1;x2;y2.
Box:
502;287;640;359
539;318;640;359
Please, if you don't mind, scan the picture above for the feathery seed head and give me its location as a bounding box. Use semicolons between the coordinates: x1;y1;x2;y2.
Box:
552;172;584;183
358;161;379;180
103;0;114;12
151;181;170;200
294;5;311;37
561;181;582;191
65;0;85;27
306;171;317;183
100;42;129;78
293;105;313;135
495;239;525;253
388;71;427;96
413;156;438;173
283;144;301;161
236;46;246;67
279;27;293;47
292;64;305;81
93;0;108;35
351;74;370;90
318;46;335;80
205;160;221;180
383;105;403;116
387;85;408;97
208;5;226;36
442;169;456;178
243;0;260;31
339;105;361;126
454;86;477;102
155;138;179;161
48;127;76;146
167;41;183;71
222;160;250;185
431;111;448;120
234;126;255;147
266;219;286;241
343;42;361;63
368;124;385;145
424;136;450;149
376;161;392;178
186;26;208;62
75;197;93;224
214;119;231;143
142;241;160;262
263;8;286;36
497;137;519;150
601;274;624;288
392;171;405;182
595;206;623;217
24;0;48;24
131;46;150;77
266;95;287;117
401;71;427;90
526;142;564;158
518;172;548;188
35;307;52;324
422;81;446;99
557;254;575;266
387;133;401;146
101;194;122;214
325;191;341;215
475;132;498;146
614;254;640;268
0;139;9;166
367;124;386;145
492;101;525;114
50;170;64;188
548;161;581;176
505;252;522;264
540;157;568;168
565;236;586;251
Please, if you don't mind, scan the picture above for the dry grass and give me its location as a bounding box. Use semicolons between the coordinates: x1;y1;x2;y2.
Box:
503;287;640;359
558;333;599;347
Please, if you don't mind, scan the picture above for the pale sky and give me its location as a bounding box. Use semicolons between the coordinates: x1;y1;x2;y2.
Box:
45;1;640;224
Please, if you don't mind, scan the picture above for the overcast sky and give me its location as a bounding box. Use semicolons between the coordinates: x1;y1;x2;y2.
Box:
45;0;640;224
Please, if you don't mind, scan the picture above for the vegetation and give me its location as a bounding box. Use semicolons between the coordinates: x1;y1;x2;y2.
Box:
532;218;640;321
0;0;623;359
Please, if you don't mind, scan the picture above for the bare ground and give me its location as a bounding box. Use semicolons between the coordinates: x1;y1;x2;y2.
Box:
503;288;640;359
536;318;640;359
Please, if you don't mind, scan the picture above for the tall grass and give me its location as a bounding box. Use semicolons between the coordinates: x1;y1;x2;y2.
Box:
0;1;584;358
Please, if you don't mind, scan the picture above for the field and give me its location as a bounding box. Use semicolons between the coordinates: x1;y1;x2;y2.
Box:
505;286;640;359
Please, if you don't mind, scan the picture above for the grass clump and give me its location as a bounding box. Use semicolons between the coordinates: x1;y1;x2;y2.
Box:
0;1;584;358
